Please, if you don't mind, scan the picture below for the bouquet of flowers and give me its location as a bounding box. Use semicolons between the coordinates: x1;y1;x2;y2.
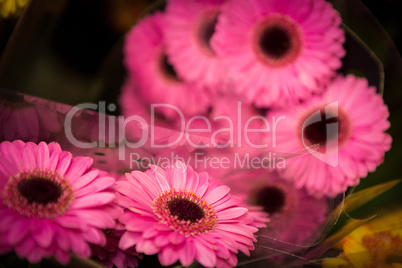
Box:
0;0;400;267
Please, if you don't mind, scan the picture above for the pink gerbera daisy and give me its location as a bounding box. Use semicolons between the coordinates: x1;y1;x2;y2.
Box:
164;0;227;88
124;12;211;120
268;75;392;197
115;161;261;268
212;0;345;107
0;140;122;264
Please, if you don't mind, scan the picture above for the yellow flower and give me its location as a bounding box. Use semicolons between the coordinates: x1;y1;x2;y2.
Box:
0;0;29;18
323;210;402;267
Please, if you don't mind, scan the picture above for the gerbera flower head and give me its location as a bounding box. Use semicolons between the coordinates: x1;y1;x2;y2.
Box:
212;0;345;107
268;74;392;197
0;140;122;264
223;170;327;244
164;0;227;88
221;170;327;264
116;161;261;268
123;12;211;120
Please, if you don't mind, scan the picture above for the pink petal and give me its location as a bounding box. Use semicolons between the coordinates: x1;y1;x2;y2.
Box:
195;172;209;197
203;185;231;204
54;248;70;265
142;227;160;239
154;233;171;247
36;142;50;170
54;215;88;230
215;229;254;247
27;246;46;263
131;171;161;198
119;231;141;250
55;227;71;251
70;193;115;209
215;241;231;259
71;169;100;190
67;209;116;229
32;219;54;248
47;142;62;155
171;161;187;190
68;231;91;259
194;240;217;267
168;231;185;245
14;238;35;258
81;227;106;246
215;224;257;237
55;151;73;177
152;166;171;192
74;177;115;197
136;239;159;255
0;141;23;175
158;246;179;266
125;217;156;232
47;145;62;172
185;169;199;193
8;219;29;245
65;156;93;184
21;147;36;171
216;207;248;220
178;241;196;266
213;195;243;212
0;209;17;231
115;181;153;206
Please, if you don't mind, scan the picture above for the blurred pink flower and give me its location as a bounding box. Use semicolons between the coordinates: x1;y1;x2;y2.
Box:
123;12;211;120
0;91;64;142
212;0;345;107
223;170;327;243
0;140;122;264
268;75;392;197
164;0;226;88
116;161;261;268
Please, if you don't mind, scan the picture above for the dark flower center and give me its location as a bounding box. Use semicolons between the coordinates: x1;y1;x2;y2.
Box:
199;15;218;54
254;14;303;67
103;229;116;236
259;25;291;59
303;110;340;148
255;186;286;215
167;198;205;223
17;177;62;205
160;54;181;82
